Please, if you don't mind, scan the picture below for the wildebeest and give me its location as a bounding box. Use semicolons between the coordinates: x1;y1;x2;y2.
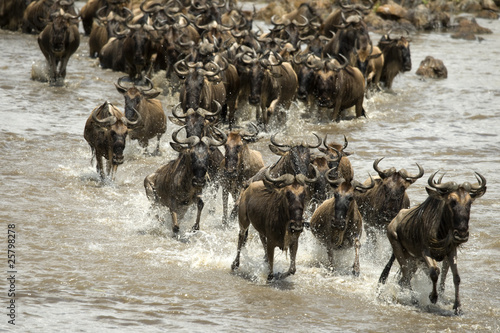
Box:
144;126;226;234
231;169;319;281
310;171;374;275
37;9;80;85
114;76;166;155
174;60;227;116
83;101;140;180
355;157;424;243
379;171;487;315
220;124;264;225
88;7;132;58
415;55;447;79
0;0;28;31
23;0;56;34
240;50;298;130
311;55;366;122
378;33;412;90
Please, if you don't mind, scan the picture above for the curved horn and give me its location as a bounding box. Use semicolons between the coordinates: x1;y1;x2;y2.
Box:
335;54;349;71
399;163;424;181
264;168;295;186
270;133;290;148
122;107;142;127
116;76;128;90
173;59;189;76
172;126;200;145
427;170;458;192
468;172;487;196
307;133;322;149
140;0;162;13
202;127;227;147
326;167;343;186
196;100;221;118
92;103;117;126
172;102;187;119
296;165;320;185
353;174;375;191
373;157;396;179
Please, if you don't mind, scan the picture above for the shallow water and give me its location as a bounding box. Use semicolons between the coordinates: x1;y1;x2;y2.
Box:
0;9;499;333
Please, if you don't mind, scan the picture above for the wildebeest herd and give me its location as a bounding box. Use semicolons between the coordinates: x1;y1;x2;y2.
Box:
6;0;487;316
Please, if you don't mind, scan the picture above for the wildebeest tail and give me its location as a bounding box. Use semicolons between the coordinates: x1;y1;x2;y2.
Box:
378;253;395;284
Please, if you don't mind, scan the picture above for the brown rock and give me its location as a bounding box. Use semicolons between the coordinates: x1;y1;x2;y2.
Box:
376;2;408;21
416;56;448;79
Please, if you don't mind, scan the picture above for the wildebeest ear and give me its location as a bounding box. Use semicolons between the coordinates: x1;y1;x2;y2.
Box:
425;186;441;198
170;142;185;153
269;144;287;156
144;91;161;99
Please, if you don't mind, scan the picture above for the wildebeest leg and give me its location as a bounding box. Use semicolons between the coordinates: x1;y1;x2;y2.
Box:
388;232;412;289
58;56;70;80
332;104;341;122
95;156;106;180
231;227;248;271
355;100;366;118
191;196;204;231
171;211;179;234
153;134;162;156
281;239;298;279
422;250;440;304
258;233;268;262
47;56;57;84
326;240;335;271
447;248;462;315
439;257;450;294
352;236;361;276
266;242;275;281
222;188;229;225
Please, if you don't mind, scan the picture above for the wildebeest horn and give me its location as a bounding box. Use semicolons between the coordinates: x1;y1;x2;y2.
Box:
335;54;349;71
196;100;221;118
326;167;343;186
174;60;189;76
270;133;290;148
96;6;108;21
307;133;322;148
264;168;295;187
292;15;308;27
92;102;117;126
467;172;487;197
353;174;375;190
116;76;129;90
122;107;142;128
172;102;187;119
140;0;162;13
296;165;320;185
202;127;227;147
399;163;424;181
427;170;458;192
373;157;397;179
241;122;259;142
172;126;200;146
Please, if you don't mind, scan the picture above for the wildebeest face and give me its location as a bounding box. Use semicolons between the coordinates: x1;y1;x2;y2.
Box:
50;17;69;53
297;65;315;101
248;63;264;105
290;146;312;176
446;189;472;244
314;72;336;108
333;182;354;228
399;38;411;72
110;127;127;165
130;28;152;66
286;184;306;232
122;88;141;120
184;69;204;110
224;133;243;177
190;142;209;188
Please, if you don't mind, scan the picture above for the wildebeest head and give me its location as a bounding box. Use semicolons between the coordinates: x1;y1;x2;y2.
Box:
174;60;222;110
264;167;319;234
170;101;221;138
241;51;283;105
379;33;412;72
91;101;140;165
372;157;424;219
293;52;321;101
171;125;226;188
223;123;259;177
327;170;374;235
49;9;78;53
269;132;322;176
313;55;349;108
115;76;161;120
426;170;486;244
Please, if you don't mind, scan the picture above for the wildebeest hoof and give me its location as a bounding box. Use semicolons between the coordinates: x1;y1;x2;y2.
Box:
172;225;180;234
429;292;438;304
352;269;360;277
454;306;463;316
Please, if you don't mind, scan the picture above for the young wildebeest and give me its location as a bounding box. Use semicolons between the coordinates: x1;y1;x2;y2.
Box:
220;124;264;225
115;76;166;155
231;169;319;281
84;101;140;181
37;9;80;85
310;170;374;276
355;157;424;245
379;171;486;315
144;126;226;234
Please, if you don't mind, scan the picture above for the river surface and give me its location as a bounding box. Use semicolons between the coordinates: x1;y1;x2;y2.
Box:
1;6;499;333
